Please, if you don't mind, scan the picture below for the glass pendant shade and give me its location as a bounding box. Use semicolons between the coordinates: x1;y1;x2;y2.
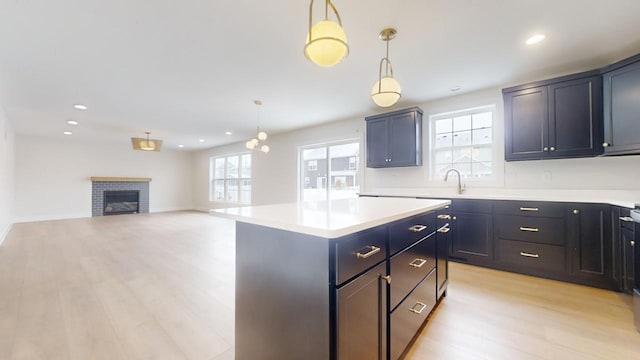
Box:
260;145;270;153
371;76;402;107
139;140;155;151
305;20;348;67
258;131;268;141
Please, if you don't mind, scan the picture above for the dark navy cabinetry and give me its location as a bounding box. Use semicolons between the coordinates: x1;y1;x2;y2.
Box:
448;199;494;266
366;107;423;168
602;55;640;155
503;72;603;161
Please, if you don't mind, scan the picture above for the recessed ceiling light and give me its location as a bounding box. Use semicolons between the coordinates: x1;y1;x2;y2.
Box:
225;131;233;135
67;120;79;125
450;86;462;92
73;104;88;110
199;139;205;142
63;131;73;135
525;34;546;45
178;144;184;148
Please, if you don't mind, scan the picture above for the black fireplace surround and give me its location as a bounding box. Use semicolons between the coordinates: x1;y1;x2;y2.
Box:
103;190;140;215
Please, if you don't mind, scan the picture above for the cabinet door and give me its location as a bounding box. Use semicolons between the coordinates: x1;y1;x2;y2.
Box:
622;227;635;294
548;76;603;158
504;87;549;160
366;118;389;168
337;262;387;360
450;212;493;265
604;61;640;154
568;205;615;289
388;112;421;167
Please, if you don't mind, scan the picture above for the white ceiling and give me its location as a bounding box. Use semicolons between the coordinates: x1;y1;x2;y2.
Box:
1;0;640;150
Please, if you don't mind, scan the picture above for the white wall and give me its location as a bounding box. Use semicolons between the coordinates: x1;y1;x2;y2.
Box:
0;104;15;244
194;85;640;209
14;135;194;222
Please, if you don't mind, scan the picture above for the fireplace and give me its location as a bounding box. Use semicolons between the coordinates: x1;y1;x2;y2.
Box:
103;190;140;215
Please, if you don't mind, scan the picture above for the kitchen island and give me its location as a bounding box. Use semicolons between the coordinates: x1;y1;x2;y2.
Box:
212;197;451;360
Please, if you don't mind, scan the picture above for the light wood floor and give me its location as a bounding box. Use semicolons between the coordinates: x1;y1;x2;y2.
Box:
0;211;638;359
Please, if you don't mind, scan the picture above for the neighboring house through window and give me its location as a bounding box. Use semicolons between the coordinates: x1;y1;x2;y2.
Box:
300;140;360;201
210;153;251;203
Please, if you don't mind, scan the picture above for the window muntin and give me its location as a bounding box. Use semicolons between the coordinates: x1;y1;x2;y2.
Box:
432;106;494;179
210;153;252;203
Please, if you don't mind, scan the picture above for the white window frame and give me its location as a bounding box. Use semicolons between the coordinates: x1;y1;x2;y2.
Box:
429;105;496;181
298;139;361;202
209;153;252;204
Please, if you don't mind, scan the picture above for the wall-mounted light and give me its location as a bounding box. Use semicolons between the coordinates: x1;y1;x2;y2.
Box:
371;28;401;108
304;0;349;67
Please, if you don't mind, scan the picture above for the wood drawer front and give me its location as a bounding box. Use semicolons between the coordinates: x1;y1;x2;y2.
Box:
390;236;436;310
494;200;565;218
451;199;493;214
495;215;565;245
336;226;387;286
389;212;436;255
495;239;565;273
390;269;436;360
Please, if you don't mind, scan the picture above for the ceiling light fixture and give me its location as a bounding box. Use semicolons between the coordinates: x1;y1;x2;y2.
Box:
526;34;546;45
225;131;233;135
73;104;88;110
67;120;79;125
371;28;401;108
63;131;73;135
178;144;184;148
131;132;162;151
304;0;349;67
245;100;270;153
450;86;462;92
199;139;205;143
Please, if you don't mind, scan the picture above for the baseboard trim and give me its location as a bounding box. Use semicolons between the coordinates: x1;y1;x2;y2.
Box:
13;213;91;223
0;223;13;246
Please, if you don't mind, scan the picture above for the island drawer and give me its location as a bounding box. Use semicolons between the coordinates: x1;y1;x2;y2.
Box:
389;211;436;255
494;200;565;218
390;236;436;310
335;226;387;285
495;215;565;245
390;269;436;360
494;238;566;273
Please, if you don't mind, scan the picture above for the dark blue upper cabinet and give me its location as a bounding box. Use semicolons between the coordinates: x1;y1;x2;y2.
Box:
503;71;603;161
366;107;423;168
603;56;640;155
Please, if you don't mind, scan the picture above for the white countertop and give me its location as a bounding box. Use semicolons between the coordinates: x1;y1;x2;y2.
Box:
359;188;640;209
210;197;450;239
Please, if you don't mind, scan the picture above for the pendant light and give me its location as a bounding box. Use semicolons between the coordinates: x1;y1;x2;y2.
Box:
304;0;349;67
371;28;401;108
131;132;162;152
245;100;270;153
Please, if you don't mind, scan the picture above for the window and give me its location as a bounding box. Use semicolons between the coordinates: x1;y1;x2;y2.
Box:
300;140;360;201
210;153;251;203
431;106;495;179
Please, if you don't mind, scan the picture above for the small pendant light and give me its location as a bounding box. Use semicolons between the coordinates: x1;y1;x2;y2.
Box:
245;100;270;153
371;28;401;108
304;0;349;67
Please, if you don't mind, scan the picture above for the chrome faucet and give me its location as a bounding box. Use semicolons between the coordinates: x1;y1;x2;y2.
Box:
444;169;465;194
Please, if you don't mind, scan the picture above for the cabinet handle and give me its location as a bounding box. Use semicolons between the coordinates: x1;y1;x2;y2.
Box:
409;258;427;268
519;207;539;212
550;146;556;151
632;241;635;247
620;216;634;222
355;245;381;259
543;147;549;151
438;226;451;233
519;226;539;232
520;252;540;258
573;209;580;215
437;214;451;220
381;275;392;284
603;142;609;147
452;216;457;220
408;225;427;233
409;301;427;315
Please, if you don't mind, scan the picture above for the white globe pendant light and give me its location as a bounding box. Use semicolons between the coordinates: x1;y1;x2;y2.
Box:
371;28;401;108
245;100;271;153
304;0;349;67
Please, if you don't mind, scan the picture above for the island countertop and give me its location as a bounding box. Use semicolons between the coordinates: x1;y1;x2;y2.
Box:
210;197;451;238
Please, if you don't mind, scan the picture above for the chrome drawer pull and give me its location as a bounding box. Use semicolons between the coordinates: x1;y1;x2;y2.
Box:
519;207;539;212
409;302;427;315
437;214;451;220
520;251;540;258
409;225;427;233
620;216;634;222
409;258;427;268
355;245;381;259
519;226;539;232
438;226;451;233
